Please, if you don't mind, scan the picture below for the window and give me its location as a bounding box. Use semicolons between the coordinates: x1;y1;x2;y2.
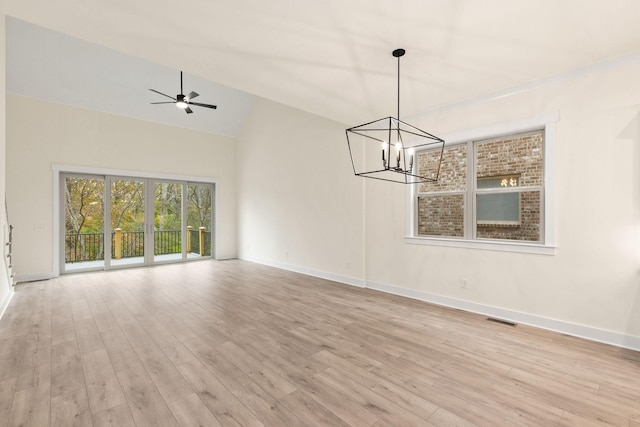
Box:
413;129;548;248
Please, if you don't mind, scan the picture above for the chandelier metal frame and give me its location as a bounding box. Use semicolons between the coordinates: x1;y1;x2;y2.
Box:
345;49;445;184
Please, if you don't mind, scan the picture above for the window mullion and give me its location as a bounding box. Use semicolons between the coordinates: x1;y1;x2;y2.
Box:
466;140;475;240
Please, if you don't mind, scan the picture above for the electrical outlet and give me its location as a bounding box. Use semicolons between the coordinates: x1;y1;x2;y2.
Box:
460;279;468;289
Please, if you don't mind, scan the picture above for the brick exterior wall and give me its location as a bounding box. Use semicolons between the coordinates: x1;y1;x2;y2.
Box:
416;131;544;242
418;194;465;237
475;132;544;187
416;145;466;237
418;145;467;193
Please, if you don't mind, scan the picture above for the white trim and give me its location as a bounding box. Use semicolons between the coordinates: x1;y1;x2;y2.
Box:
52;164;219;277
543;121;556;245
241;257;639;352
15;273;55;283
240;255;366;288
366;280;640;352
0;288;14;320
404;236;556;255
51;164;218;184
408;114;558;253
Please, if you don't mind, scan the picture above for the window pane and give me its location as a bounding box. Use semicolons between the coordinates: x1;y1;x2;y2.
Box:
417;194;464;237
476;131;543;188
418;145;467;193
477;192;520;224
476;190;541;242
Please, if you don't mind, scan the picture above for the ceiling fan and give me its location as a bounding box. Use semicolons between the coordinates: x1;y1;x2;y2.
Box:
149;71;217;114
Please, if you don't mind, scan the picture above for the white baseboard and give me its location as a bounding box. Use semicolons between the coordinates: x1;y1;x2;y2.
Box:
241;256;640;352
215;255;238;261
366;280;640;352
239;256;365;288
15;273;55;283
0;288;14;320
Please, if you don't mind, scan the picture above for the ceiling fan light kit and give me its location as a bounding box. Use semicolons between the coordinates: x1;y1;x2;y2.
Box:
345;49;445;184
149;71;217;114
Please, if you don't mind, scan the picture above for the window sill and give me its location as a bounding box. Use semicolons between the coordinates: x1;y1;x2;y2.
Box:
405;236;556;255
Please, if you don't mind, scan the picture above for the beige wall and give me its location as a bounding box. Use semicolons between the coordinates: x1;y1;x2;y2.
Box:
366;60;640;343
236;63;640;348
237;98;364;285
6;95;238;279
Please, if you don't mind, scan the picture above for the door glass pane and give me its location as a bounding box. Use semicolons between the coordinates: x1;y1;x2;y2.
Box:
187;184;212;258
154;182;182;262
64;176;105;271
110;179;145;267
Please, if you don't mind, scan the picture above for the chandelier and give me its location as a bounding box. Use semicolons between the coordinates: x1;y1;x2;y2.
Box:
345;49;445;184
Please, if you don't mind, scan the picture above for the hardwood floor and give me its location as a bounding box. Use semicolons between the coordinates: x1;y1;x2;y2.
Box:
0;260;639;426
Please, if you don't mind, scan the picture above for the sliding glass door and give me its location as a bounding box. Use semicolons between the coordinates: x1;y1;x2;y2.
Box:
109;177;146;268
61;173;214;273
64;175;106;272
187;183;212;258
153;181;183;263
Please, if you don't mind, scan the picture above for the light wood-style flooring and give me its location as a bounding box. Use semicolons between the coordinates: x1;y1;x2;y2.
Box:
0;260;639;426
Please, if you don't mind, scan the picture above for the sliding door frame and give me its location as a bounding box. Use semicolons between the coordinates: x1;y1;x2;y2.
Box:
53;164;218;276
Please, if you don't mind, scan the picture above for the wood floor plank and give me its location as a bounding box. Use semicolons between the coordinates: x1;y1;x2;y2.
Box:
80;348;126;414
425;407;479;427
312;349;439;421
116;362;179;427
135;343;192;403
51;338;85;397
315;366;432;426
50;386;93;427
176;359;263;427
74;319;104;354
180;336;253;395
168;393;222;427
2;261;640;426
91;403;136;427
15;337;51;391
0;377;17;427
279;389;350;427
8;382;50;427
230;382;305;427
216;341;297;399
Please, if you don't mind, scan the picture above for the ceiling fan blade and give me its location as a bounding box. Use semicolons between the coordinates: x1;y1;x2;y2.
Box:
189;102;217;109
150;101;175;105
185;91;199;101
149;89;176;101
185;106;193;114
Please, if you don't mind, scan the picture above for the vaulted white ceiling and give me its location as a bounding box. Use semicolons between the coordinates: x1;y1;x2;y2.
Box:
3;0;640;134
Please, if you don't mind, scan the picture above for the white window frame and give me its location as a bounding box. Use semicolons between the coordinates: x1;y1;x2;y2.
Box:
405;113;557;255
52;164;219;277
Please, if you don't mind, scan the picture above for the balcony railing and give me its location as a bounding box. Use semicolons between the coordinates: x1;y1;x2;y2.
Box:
65;228;211;263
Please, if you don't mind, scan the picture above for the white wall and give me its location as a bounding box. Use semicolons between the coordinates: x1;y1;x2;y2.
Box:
0;15;14;315
6;95;238;279
237;98;364;285
237;63;640;349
